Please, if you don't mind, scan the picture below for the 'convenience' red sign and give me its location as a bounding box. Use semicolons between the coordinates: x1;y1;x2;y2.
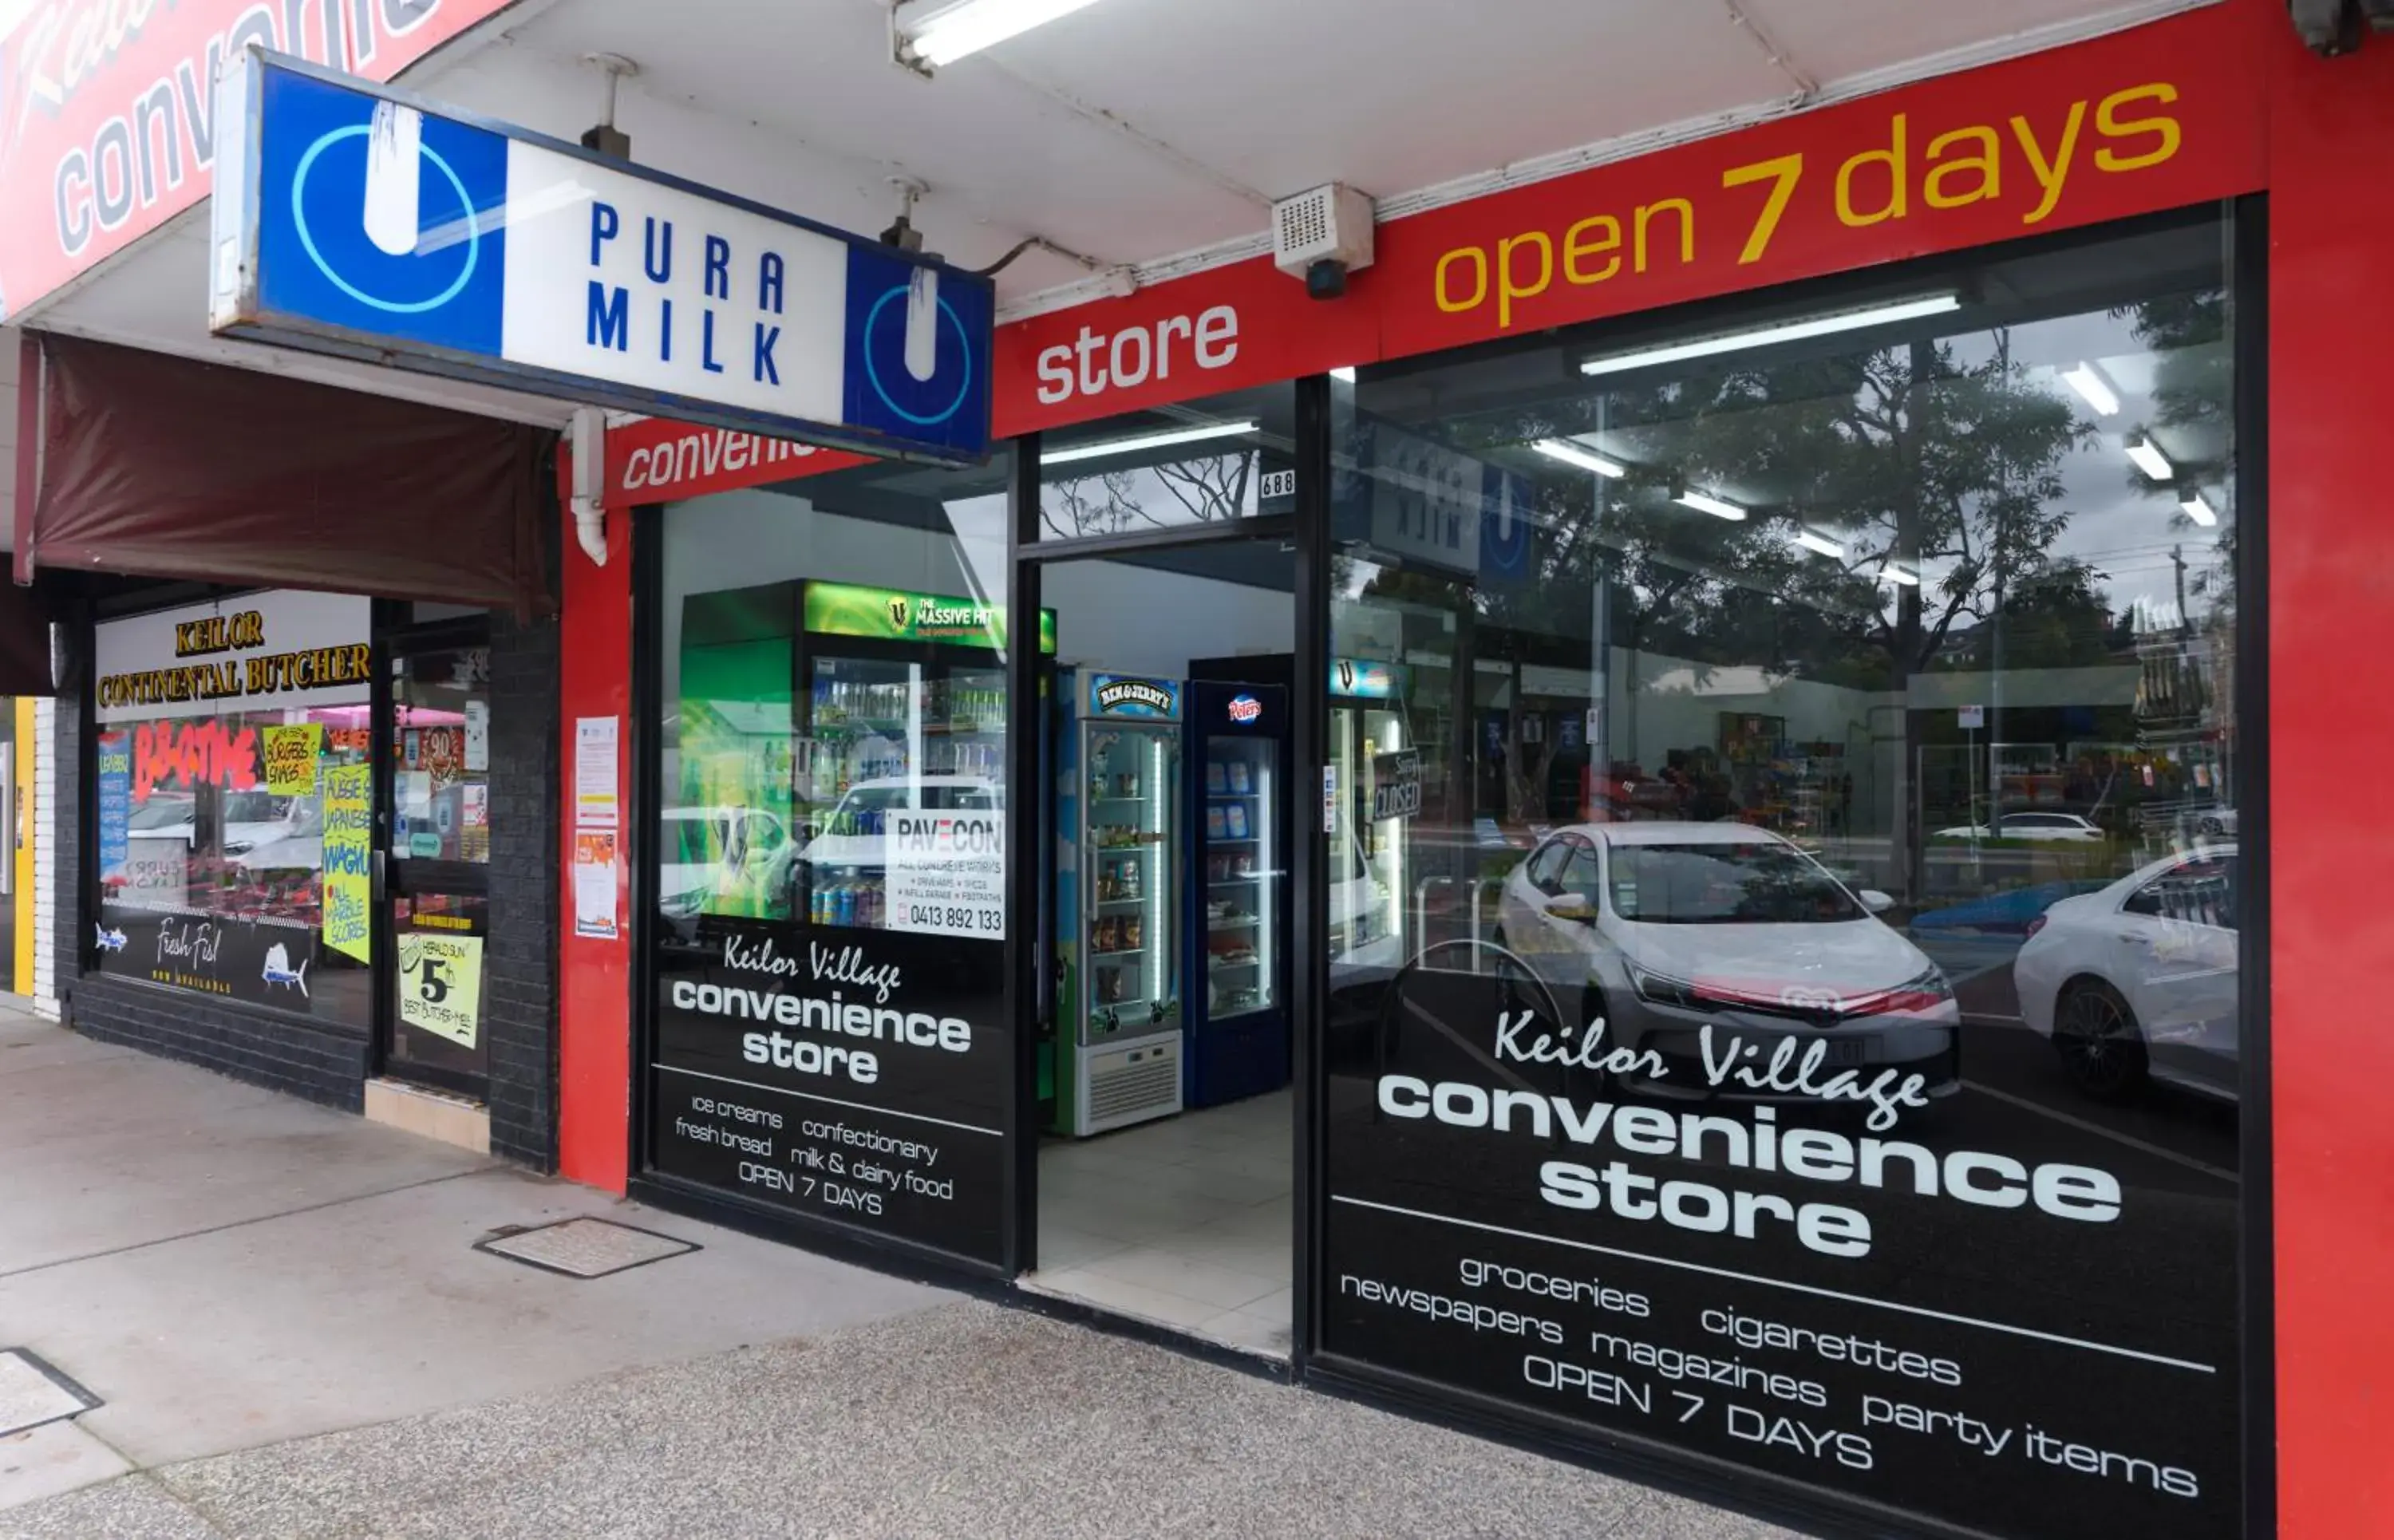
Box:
0;0;515;322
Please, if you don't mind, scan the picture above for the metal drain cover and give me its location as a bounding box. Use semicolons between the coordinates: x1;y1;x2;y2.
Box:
475;1217;699;1278
0;1350;99;1437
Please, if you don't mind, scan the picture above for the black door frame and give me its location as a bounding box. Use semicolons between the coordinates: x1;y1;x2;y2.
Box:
370;607;495;1099
1002;395;1325;1382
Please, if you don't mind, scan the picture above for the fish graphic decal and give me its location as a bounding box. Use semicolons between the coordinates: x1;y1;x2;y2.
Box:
93;923;128;954
261;943;310;997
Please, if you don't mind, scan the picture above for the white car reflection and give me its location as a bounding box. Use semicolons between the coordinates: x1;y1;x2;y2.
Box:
1493;822;1959;1104
128;789;300;856
2013;844;2238;1102
1934;811;2104;842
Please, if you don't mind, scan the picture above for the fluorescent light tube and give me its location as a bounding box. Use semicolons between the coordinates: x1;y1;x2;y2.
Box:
1674;488;1746;521
2061;361;2120;417
1043;420;1258;466
1878;563;1920;586
1330;367;1357;383
907;0;1108;66
2180;491;2219;527
1789;529;1845;559
1532;439;1627;478
1580;294;1961;377
2125;434;2174;482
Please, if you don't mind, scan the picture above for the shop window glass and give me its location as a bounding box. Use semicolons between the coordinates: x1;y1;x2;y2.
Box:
91;591;374;1025
392;648;492;865
647;453;1025;1268
1037;385;1294;539
1319;214;2242;1540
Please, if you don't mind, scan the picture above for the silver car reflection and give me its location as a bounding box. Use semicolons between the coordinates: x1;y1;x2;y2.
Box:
1494;823;1960;1104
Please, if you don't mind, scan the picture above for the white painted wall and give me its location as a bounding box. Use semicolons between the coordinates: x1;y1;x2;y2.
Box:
1042;561;1291;679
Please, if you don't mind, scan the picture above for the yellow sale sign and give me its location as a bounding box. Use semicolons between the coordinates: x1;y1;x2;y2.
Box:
262;723;322;796
398;932;484;1048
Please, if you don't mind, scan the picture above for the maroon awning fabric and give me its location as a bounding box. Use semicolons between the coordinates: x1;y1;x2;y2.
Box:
0;561;57;696
17;334;554;614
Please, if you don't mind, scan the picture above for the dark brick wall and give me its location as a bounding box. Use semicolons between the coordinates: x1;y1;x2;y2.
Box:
484;606;560;1170
71;978;373;1109
57;598;564;1168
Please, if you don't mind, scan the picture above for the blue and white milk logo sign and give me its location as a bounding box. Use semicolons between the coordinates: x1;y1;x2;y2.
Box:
215;54;994;464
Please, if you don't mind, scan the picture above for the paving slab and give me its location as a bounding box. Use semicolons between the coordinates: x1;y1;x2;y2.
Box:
0;1423;132;1514
0;1032;492;1275
0;1005;1802;1538
0;1012;949;1482
0;1167;946;1468
0;1011;136;1076
2;1303;1803;1540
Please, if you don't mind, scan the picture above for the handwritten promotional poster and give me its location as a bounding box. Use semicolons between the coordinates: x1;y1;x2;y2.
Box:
321;764;373;965
261;723;323;796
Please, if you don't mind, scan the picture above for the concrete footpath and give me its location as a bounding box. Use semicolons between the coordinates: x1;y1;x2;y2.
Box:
0;1007;1793;1539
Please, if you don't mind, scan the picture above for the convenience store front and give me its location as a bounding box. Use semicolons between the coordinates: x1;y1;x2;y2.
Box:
558;7;2393;1538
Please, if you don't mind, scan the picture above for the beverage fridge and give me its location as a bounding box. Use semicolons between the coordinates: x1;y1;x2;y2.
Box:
1052;671;1185;1136
1190;654;1416;973
1327;657;1413;973
670;578;1051;928
1182;681;1289;1108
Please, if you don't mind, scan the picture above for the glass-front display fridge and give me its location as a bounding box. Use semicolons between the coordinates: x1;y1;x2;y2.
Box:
1053;672;1184;1136
1194;653;1416;973
1183;680;1289;1108
1329;658;1413;972
670;579;1052;928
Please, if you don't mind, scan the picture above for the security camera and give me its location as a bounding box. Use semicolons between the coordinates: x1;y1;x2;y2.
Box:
1306;259;1348;301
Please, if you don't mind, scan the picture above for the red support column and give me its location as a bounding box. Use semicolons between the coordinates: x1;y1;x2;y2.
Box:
557;476;634;1192
2264;18;2394;1538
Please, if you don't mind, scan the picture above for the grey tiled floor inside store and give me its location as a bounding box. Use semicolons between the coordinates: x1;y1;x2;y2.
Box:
1025;1088;1294;1356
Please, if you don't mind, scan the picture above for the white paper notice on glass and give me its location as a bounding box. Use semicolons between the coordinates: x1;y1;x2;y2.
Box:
464;699;491;772
575;717;620;830
885;810;1004;939
398;770;434;820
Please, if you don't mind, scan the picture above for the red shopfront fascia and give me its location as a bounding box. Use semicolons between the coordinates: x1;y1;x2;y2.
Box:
559;3;2394;1532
